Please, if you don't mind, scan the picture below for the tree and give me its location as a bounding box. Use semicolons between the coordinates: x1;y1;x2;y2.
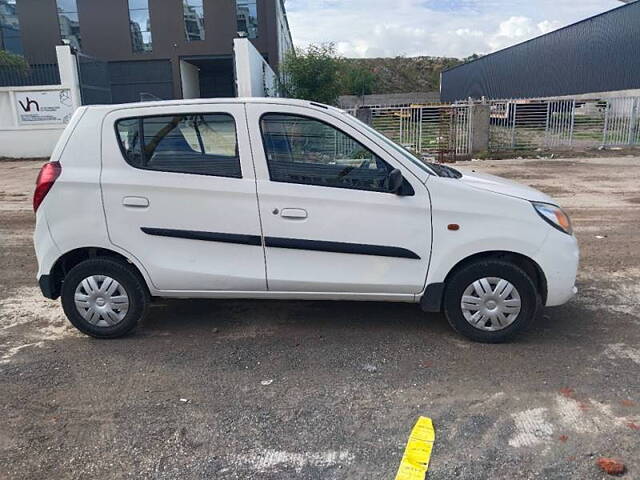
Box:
339;62;378;96
281;43;343;105
0;50;29;72
463;53;484;63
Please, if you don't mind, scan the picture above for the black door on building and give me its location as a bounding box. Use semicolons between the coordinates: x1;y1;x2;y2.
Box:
184;57;235;98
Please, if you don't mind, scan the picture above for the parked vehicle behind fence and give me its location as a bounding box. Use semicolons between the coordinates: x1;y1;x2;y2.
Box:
33;98;579;343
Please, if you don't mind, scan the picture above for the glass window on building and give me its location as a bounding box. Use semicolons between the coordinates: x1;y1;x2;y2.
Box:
128;0;152;52
56;0;82;50
0;0;22;55
183;0;205;41
236;0;258;39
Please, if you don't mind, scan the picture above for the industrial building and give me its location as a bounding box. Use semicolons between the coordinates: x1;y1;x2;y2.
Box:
441;1;640;102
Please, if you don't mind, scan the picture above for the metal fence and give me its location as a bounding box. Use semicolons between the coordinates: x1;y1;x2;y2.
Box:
348;95;640;160
369;104;472;161
0;62;60;87
488;97;640;152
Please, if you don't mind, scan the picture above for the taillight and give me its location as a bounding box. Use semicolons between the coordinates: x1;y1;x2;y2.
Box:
33;161;62;212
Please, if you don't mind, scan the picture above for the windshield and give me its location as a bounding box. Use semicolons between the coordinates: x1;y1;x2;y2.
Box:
343;112;437;176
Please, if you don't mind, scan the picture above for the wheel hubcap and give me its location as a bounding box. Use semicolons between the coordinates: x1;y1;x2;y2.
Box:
460;277;521;331
74;275;129;327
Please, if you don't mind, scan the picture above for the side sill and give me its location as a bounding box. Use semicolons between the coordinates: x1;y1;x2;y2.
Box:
151;290;418;302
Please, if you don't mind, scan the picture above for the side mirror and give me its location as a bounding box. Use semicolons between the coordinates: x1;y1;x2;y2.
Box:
387;169;404;194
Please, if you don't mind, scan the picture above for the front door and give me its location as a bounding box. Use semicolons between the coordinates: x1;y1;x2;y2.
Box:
101;103;266;292
246;103;431;295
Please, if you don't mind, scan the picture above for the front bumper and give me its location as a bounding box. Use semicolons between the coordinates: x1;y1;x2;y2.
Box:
535;229;580;307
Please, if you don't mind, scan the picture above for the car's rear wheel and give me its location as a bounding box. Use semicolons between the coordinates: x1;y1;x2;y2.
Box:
61;258;148;338
443;259;540;343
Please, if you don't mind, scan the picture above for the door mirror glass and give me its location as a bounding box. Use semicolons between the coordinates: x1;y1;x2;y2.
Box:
387;168;413;195
387;169;403;193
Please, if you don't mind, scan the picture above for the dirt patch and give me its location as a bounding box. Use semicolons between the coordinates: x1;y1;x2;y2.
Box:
520;160;581;169
0;157;48;163
488;172;553;181
529;185;569;196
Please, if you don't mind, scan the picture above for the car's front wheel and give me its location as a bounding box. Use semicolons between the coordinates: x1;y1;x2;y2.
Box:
443;259;540;343
61;258;148;338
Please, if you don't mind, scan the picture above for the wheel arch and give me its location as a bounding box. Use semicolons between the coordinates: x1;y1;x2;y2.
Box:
46;247;151;300
421;250;548;312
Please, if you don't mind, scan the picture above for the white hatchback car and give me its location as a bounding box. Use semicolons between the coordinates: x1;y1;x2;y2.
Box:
33;98;579;342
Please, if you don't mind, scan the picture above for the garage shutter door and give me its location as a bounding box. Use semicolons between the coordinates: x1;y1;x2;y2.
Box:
109;60;173;103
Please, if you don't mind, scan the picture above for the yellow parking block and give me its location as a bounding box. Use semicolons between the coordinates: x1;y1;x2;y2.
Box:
395;417;435;480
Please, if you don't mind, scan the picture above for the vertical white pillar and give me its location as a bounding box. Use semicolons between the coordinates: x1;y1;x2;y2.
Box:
56;45;82;109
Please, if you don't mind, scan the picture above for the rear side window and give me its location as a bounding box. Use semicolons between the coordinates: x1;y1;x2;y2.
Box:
115;113;241;178
260;113;395;193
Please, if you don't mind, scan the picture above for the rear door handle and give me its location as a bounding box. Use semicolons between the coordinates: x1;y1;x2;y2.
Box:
122;196;149;208
280;208;307;219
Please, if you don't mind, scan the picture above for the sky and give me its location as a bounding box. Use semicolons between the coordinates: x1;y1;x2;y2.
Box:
285;0;623;59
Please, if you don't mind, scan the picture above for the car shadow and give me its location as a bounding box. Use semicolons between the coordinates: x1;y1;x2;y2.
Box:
125;295;605;347
138;298;451;337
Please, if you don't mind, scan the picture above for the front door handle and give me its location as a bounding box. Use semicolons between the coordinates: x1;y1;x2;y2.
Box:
280;208;307;219
122;196;149;208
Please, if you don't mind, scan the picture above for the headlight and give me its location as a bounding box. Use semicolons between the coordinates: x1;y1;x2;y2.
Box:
532;202;573;235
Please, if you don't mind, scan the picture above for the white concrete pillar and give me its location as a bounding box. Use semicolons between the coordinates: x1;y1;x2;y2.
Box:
55;45;82;109
233;38;279;98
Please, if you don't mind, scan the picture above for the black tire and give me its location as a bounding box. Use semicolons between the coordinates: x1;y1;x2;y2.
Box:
61;258;149;339
443;259;540;343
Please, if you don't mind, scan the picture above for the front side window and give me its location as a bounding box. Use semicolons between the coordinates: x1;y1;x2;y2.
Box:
261;113;396;193
183;0;205;41
56;0;81;50
116;113;241;178
128;0;152;53
236;0;257;39
0;0;22;54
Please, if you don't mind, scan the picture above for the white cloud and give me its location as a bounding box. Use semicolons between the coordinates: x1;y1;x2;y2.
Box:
487;16;563;51
285;0;621;58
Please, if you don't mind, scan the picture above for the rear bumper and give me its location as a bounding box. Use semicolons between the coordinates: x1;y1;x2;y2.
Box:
535;229;579;307
34;208;61;299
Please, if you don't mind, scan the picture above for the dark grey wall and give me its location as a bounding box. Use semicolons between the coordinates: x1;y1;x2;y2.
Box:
441;2;640;102
16;0;283;98
16;0;61;63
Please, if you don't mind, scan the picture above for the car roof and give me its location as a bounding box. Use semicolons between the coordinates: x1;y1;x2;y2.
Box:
82;97;344;115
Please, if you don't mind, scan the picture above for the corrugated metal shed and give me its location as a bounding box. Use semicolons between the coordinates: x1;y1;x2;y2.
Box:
441;1;640;101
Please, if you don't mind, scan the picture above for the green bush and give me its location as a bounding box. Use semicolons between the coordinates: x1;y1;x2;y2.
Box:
281;44;343;105
0;50;29;71
340;62;377;97
281;43;379;105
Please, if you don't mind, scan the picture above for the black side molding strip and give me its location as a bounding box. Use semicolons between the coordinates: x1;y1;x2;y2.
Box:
141;228;420;260
141;228;261;246
265;237;420;260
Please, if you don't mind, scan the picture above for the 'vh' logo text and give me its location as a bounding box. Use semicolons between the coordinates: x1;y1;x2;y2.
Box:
19;97;40;112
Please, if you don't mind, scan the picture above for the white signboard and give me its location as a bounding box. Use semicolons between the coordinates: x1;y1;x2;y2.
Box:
15;90;74;125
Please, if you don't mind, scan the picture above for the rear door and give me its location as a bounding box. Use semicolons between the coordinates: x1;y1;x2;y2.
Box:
101;103;266;292
246;103;431;295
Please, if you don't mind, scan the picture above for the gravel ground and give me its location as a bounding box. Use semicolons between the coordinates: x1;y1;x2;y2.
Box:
0;157;639;480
